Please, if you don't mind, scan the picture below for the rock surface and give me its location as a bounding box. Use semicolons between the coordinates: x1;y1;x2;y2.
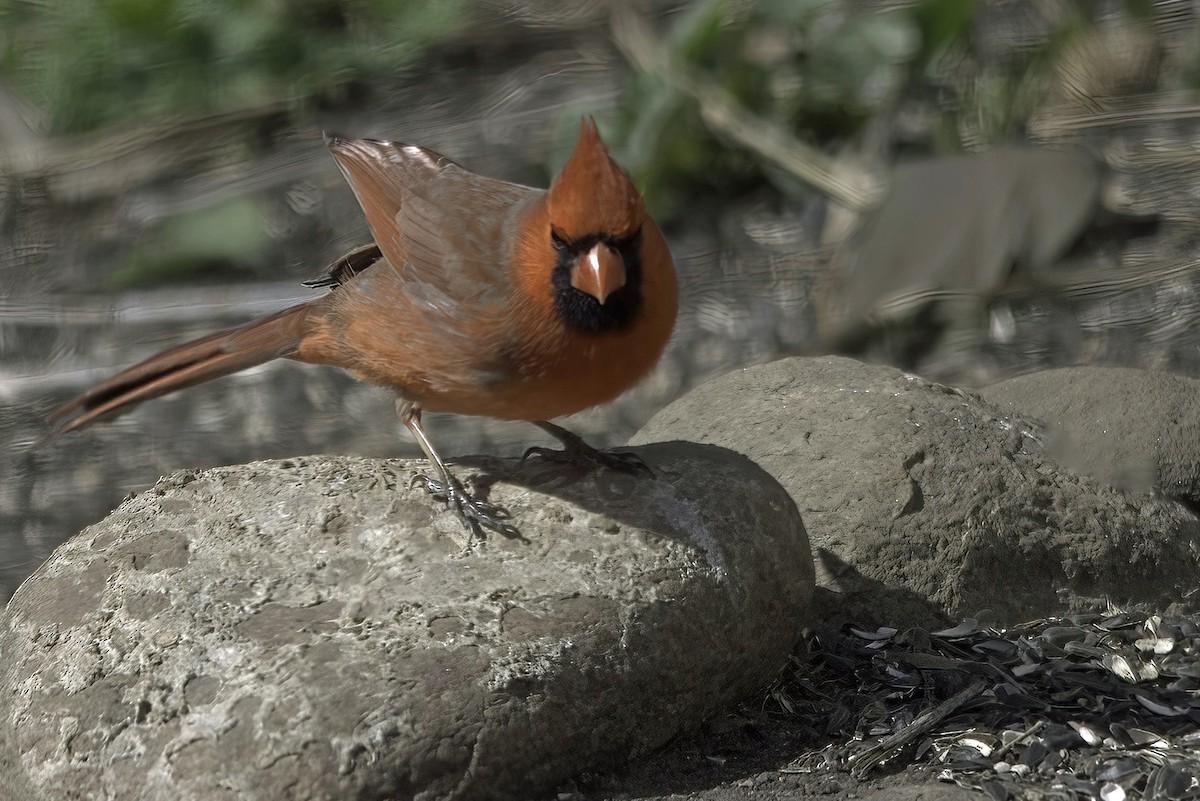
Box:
632;357;1200;627
0;443;813;801
981;366;1200;502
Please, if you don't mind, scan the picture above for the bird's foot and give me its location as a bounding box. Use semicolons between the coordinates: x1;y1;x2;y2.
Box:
412;474;520;539
522;436;653;478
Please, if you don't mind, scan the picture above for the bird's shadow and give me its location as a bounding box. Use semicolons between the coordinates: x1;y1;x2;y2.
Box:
446;439;793;554
451;443;948;627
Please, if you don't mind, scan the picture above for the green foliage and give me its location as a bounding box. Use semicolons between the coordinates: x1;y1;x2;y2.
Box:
610;0;1156;223
910;0;974;61
612;0;921;220
108;197;271;288
0;0;465;134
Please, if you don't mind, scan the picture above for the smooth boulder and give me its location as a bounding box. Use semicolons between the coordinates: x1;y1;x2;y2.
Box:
981;366;1200;502
0;443;813;801
632;357;1200;626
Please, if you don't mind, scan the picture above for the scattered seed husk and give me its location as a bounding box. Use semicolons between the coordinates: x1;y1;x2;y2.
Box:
775;609;1200;800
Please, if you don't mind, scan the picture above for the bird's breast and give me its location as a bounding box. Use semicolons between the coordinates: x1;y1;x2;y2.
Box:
419;325;667;420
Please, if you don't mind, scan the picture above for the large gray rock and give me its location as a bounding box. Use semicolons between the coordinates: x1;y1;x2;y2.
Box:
631;357;1200;627
0;444;813;801
981;366;1200;502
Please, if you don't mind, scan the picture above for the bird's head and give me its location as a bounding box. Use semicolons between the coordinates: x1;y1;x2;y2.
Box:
545;119;647;333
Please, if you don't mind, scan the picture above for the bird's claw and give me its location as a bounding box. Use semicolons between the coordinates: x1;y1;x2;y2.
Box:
521;444;654;478
411;473;520;538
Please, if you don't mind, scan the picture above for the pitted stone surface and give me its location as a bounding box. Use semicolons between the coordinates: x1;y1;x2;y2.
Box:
0;443;813;801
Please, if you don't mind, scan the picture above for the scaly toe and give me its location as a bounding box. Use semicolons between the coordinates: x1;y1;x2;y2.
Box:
413;472;519;538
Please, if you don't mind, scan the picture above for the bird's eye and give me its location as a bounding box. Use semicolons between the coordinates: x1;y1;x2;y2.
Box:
609;225;643;258
614;225;643;250
551;226;641;255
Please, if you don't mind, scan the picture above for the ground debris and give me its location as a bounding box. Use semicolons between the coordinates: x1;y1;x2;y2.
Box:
775;610;1200;800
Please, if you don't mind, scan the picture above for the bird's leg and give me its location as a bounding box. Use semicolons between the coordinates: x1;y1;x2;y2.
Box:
399;402;518;538
522;420;653;477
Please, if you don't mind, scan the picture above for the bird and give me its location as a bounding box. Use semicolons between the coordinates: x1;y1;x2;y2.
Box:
47;119;679;537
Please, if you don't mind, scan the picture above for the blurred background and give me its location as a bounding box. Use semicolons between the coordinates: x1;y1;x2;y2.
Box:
3;0;1200;601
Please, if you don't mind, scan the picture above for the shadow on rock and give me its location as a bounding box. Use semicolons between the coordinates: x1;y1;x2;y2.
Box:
808;549;951;629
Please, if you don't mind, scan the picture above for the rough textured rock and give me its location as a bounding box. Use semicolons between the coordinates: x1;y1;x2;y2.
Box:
631;357;1200;627
981;366;1200;502
0;443;813;801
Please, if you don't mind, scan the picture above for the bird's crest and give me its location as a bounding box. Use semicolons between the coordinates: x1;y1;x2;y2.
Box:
547;119;645;241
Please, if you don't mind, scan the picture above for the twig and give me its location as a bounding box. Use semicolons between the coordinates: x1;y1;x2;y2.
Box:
847;677;989;779
609;5;880;212
989;719;1046;763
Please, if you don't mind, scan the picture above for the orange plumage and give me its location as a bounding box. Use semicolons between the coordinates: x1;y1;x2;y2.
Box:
48;120;678;535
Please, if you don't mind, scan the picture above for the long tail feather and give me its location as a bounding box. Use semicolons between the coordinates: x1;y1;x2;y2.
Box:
47;303;315;438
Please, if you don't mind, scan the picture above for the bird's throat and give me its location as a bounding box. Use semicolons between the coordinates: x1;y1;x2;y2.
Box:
550;232;643;333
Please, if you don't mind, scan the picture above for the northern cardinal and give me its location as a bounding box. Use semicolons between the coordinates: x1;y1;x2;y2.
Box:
48;120;678;536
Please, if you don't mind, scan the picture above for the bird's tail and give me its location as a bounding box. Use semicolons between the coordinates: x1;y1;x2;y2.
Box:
46;303;316;438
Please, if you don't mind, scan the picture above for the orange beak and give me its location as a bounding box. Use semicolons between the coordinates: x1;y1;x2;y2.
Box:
570;243;626;305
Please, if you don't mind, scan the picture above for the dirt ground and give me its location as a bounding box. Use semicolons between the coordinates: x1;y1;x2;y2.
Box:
575;710;979;801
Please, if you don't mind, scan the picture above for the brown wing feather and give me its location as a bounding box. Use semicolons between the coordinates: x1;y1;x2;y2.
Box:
325;136;539;303
301;242;383;289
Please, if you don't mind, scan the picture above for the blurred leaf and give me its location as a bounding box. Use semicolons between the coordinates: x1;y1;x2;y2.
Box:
0;0;467;134
1120;0;1155;18
668;0;734;63
109;197;270;289
911;0;976;61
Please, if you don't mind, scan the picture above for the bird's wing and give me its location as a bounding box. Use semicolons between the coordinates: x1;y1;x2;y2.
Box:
325;137;541;307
